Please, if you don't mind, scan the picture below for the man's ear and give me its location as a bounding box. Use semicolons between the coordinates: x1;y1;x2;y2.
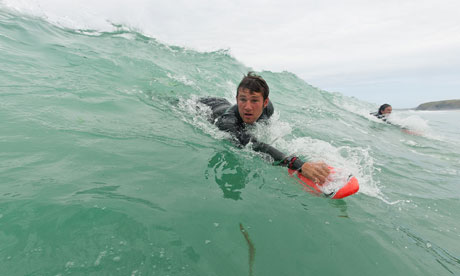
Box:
263;97;269;108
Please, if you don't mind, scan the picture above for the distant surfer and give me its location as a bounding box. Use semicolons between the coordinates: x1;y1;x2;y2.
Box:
370;104;420;135
371;103;392;121
199;72;330;184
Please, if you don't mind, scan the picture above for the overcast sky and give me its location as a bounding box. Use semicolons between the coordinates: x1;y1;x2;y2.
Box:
4;0;460;107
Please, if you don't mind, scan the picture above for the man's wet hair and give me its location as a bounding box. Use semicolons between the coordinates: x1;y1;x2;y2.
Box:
378;104;391;115
237;72;269;100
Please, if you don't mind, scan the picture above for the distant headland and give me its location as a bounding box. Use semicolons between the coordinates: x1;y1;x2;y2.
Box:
415;99;460;110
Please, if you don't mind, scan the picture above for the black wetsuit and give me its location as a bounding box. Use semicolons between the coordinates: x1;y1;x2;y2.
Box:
370;112;388;122
199;97;304;171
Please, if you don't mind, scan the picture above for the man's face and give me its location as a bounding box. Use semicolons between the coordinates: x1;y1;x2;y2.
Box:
382;106;392;115
236;88;269;124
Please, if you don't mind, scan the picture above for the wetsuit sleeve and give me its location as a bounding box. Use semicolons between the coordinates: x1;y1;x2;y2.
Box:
251;138;305;171
216;114;305;171
371;112;392;124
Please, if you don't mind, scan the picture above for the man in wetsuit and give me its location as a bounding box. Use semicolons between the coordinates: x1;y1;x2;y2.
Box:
199;72;330;184
371;104;392;121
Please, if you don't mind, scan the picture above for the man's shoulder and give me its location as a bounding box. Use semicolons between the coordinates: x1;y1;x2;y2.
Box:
264;100;274;118
216;105;241;131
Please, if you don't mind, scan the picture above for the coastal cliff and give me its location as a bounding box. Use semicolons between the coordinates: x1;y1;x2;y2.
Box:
416;99;460;110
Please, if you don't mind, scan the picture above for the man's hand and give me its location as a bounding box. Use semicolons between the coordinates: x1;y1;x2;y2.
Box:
300;162;330;184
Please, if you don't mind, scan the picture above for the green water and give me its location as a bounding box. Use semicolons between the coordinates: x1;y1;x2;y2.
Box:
1;8;460;276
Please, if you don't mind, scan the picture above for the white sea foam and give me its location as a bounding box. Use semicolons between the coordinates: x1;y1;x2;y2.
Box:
175;96;231;141
388;111;447;141
251;115;384;199
386;113;429;132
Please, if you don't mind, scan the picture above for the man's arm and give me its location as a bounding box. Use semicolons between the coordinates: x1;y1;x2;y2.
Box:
216;114;330;183
252;136;330;183
215;111;294;163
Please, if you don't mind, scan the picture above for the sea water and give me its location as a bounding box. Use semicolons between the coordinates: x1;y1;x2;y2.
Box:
1;6;459;276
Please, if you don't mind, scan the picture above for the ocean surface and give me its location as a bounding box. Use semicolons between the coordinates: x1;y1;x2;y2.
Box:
1;6;460;276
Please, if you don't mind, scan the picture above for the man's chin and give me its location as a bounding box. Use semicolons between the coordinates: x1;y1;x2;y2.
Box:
243;118;255;124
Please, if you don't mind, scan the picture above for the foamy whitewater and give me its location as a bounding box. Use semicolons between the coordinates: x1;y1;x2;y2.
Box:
1;4;459;276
